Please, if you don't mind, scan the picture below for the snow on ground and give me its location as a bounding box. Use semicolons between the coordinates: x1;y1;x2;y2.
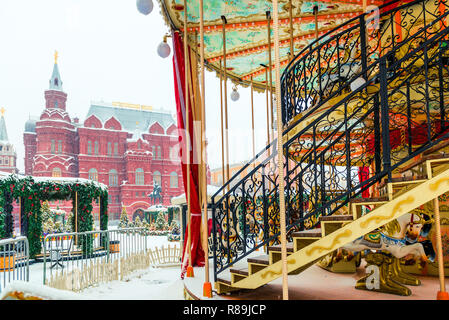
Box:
3;235;184;300
80;266;184;300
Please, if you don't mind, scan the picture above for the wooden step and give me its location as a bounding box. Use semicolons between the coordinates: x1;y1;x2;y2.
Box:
319;215;353;237
399;154;449;174
292;228;322;252
378;175;427;189
319;215;353;222
423;139;449;155
292;228;322;238
350;197;389;219
350;196;389;203
230;266;249;276
216;273;232;286
268;242;294;253
247;255;269;266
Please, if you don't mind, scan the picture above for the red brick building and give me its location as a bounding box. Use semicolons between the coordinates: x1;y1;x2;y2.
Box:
23;59;185;221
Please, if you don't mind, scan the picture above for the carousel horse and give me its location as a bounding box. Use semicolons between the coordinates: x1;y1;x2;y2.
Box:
342;212;435;264
343;212;435;295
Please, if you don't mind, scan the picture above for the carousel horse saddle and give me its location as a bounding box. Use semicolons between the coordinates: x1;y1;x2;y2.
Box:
360;231;382;248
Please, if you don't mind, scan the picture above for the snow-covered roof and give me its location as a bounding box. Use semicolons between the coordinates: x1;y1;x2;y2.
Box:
146;204;167;212
0;173;107;191
33;176;108;190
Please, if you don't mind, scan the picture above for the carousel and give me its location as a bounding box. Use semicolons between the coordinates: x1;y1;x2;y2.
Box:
152;0;449;300
144;0;449;300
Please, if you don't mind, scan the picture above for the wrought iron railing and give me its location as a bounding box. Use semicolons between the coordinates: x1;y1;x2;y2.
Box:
211;0;449;280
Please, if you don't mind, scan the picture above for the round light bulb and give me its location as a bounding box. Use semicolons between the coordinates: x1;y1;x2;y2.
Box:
230;88;240;101
157;41;171;58
136;0;154;15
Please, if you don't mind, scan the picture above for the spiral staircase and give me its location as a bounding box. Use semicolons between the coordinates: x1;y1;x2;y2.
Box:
211;0;449;295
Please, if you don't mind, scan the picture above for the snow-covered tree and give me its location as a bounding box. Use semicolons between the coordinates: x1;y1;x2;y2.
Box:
118;207;129;228
41;201;53;223
134;215;143;228
65;211;74;232
155;212;167;230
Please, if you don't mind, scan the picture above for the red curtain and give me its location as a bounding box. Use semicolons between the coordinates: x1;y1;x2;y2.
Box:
366;120;449;155
358;166;371;198
172;32;205;278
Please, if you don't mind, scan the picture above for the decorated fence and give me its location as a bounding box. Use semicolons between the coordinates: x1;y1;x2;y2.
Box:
43;228;181;292
0;236;29;293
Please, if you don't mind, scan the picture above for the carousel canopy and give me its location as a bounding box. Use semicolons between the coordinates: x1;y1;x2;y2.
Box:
158;0;383;91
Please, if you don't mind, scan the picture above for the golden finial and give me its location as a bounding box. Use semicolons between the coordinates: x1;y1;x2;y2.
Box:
0;107;5;117
54;50;59;64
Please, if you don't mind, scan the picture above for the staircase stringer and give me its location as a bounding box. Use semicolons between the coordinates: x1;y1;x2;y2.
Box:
231;167;449;290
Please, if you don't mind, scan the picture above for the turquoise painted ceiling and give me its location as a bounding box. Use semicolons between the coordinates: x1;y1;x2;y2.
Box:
159;0;383;90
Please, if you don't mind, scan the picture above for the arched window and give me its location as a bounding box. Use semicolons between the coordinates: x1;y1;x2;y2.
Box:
87;140;92;155
88;168;98;182
135;168;144;185
107;142;112;156
58;140;62;154
152;146;156;159
52;167;62;177
170;172;178;188
153;171;161;186
114;142;118;155
109;169;118;186
94;141;99;155
51;139;55;154
157;146;162;159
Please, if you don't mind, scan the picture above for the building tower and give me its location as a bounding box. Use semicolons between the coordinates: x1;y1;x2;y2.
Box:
32;51;78;177
0;108;18;174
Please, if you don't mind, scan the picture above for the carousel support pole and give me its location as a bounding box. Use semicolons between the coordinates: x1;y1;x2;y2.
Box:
75;191;78;246
221;15;231;192
288;0;294;61
261;65;272;193
184;0;194;279
266;11;275;144
434;197;449;300
251;77;256;170
199;0;212;298
262;66;271;150
18;196;21;236
313;5;319;42
273;0;289;300
98;196;101;230
219;59;226;195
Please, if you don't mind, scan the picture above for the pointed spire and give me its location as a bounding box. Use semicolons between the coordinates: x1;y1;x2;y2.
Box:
49;50;63;91
0;108;9;142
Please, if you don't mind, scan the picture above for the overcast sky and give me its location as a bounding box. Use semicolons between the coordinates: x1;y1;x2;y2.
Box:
0;0;270;173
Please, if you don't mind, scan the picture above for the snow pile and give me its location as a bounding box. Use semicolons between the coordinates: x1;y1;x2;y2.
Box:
0;281;82;300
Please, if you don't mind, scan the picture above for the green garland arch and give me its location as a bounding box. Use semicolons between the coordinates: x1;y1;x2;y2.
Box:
0;174;109;258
